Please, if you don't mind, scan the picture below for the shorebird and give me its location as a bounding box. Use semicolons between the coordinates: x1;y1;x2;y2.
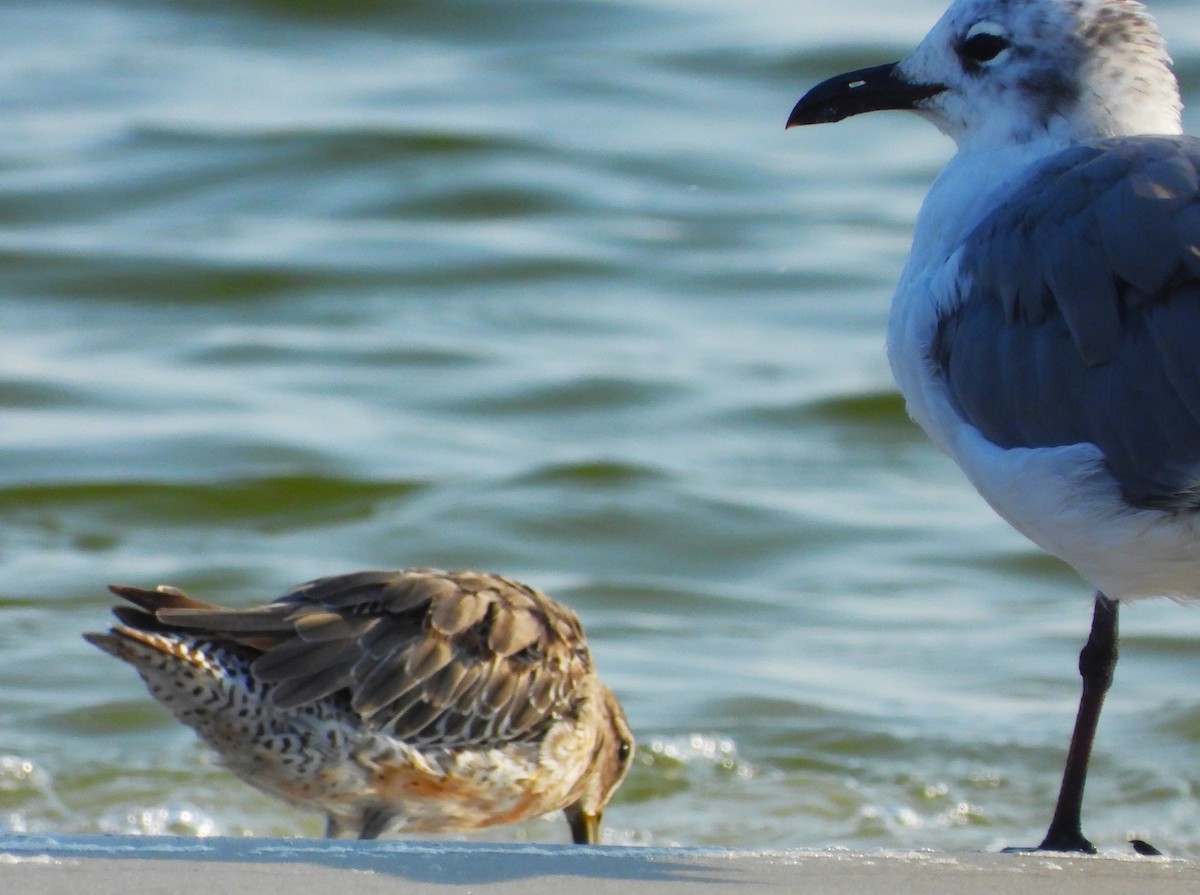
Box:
788;0;1198;853
85;568;634;843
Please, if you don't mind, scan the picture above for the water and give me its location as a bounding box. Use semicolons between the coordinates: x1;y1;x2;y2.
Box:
1;0;1199;855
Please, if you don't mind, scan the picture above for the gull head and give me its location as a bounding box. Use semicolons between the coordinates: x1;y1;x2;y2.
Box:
788;0;1182;149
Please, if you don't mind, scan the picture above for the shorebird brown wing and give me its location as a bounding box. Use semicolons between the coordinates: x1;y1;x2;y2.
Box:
152;569;595;749
106;584;224;631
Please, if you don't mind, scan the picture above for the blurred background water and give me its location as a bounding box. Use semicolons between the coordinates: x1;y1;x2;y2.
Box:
1;0;1199;854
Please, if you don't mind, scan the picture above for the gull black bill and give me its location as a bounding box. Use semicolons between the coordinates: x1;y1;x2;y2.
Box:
786;61;946;127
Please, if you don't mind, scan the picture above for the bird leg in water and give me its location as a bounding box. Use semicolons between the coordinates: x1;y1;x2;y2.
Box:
1037;593;1118;853
357;806;393;840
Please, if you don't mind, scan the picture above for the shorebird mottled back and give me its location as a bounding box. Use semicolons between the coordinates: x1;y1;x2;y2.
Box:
789;0;1196;853
85;568;634;843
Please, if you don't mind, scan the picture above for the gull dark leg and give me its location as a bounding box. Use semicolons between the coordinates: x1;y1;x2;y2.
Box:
1036;592;1118;853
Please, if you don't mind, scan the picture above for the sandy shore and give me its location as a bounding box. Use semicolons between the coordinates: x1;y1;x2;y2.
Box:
0;834;1197;895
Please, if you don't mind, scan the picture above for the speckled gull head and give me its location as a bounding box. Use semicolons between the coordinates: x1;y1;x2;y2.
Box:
786;0;1200;856
789;0;1181;149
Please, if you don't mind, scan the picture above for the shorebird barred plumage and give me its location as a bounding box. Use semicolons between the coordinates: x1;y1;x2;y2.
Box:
85;568;633;843
789;0;1197;853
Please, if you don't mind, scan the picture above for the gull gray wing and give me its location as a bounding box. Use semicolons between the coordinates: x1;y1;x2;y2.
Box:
934;135;1200;510
145;569;594;748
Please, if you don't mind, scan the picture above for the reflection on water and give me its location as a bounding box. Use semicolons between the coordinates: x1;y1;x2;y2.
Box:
0;0;1198;854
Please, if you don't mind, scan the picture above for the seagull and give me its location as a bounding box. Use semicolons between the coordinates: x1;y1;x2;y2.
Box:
85;569;634;844
788;0;1197;853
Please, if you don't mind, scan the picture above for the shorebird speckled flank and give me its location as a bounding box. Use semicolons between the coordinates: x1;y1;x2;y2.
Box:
85;568;634;843
789;0;1198;853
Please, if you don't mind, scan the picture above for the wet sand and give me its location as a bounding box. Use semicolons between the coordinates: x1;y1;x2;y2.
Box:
0;835;1196;895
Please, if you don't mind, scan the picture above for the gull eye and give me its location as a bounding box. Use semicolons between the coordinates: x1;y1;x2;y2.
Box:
961;32;1010;64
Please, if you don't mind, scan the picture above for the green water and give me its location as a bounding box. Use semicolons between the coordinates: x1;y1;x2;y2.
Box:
1;0;1199;853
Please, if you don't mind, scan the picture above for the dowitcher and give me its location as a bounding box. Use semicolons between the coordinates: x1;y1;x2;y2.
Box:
85;568;634;843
